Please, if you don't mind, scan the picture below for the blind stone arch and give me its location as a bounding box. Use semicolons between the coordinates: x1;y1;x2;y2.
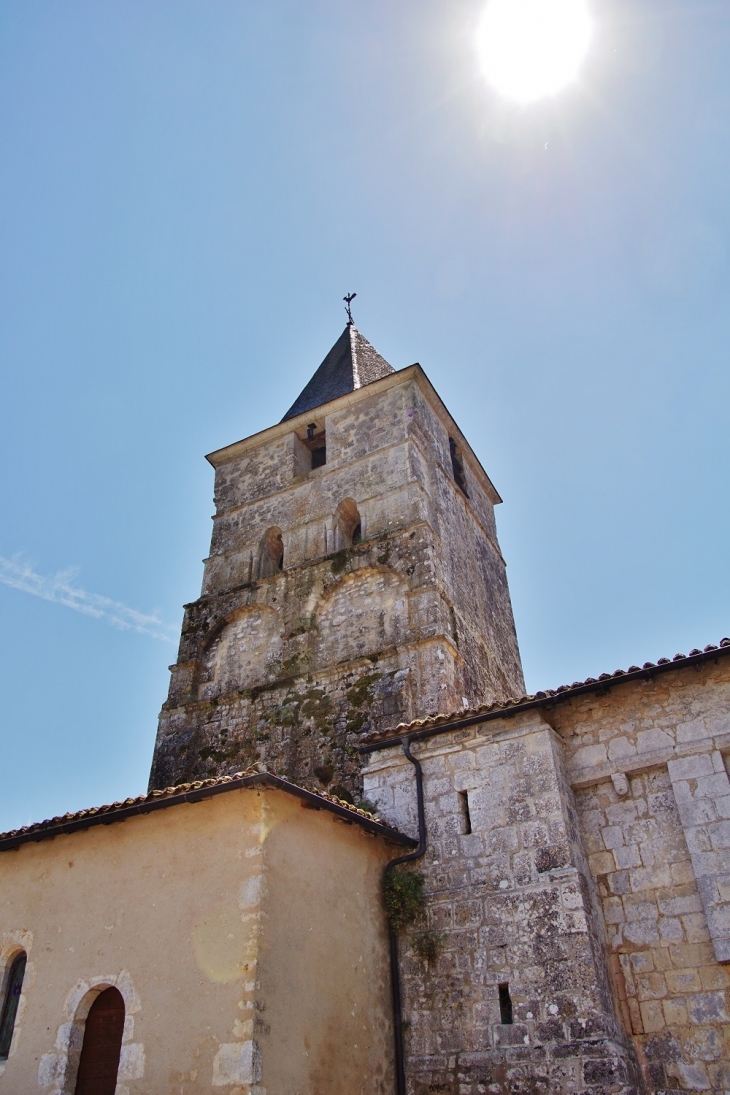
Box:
316;567;408;667
199;605;283;700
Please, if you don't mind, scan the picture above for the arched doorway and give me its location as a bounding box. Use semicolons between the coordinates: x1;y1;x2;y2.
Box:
74;986;125;1095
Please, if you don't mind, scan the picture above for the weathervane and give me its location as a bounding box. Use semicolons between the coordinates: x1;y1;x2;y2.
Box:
343;292;357;326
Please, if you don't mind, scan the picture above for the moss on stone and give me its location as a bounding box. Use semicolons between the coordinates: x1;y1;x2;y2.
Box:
346;711;368;735
330;549;351;574
346;672;382;709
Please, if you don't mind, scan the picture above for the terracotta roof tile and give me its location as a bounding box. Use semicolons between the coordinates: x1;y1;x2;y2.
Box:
361;637;730;750
0;771;417;852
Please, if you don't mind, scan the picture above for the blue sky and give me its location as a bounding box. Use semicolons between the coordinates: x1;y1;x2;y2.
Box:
1;0;728;832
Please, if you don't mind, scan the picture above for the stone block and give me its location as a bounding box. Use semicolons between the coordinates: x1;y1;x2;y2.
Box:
657;891;703;917
636;728;674;753
607;736;637;762
709;819;730;848
629;864;672;891
682;799;719;827
695;772;730;799
661;997;688;1026
698;963;729;990
639;999;665;1033
665;967;701;994
583;1055;628;1086
658;917;684;942
675;1062;711;1090
572;743;608;770
668;753;715;781
605;800;639;826
589;851;616;876
687;991;729;1024
613;845;642;870
682;913;712;944
623;920;660;946
602;826;625;850
623;894;659;922
636;972;667;999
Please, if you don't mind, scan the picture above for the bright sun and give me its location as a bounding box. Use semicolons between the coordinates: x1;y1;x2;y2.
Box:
476;0;592;104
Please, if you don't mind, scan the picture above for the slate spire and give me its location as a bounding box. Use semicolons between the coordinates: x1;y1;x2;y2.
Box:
281;326;395;422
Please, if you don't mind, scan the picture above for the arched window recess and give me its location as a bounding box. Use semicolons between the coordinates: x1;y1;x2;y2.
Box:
335;498;362;550
258;526;284;578
0;951;27;1060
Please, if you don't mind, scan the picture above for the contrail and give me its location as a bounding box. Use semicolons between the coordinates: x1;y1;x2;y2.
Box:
0;555;178;644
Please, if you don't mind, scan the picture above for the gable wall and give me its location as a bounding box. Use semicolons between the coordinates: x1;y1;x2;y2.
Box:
0;788;393;1095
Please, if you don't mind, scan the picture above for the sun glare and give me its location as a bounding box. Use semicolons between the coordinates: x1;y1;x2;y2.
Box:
476;0;592;104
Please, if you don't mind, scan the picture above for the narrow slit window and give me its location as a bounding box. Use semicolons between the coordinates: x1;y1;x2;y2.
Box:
498;983;513;1025
458;790;472;835
449;437;469;497
0;952;27;1059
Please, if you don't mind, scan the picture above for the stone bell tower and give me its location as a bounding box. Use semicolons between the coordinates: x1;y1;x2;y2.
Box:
149;324;525;798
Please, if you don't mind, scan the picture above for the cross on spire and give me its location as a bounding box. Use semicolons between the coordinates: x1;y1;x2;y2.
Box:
343;292;357;325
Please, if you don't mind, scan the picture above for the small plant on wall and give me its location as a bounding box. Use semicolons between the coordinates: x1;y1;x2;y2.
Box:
382;868;426;931
383;868;445;967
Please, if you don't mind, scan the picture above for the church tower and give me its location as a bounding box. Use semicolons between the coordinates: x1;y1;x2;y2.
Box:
149;325;525;797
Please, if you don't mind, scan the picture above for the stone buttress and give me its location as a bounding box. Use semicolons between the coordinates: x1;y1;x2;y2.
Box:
148;328;524;798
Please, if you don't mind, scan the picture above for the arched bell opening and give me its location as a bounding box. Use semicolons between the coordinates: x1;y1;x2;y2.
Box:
335;498;362;550
258;526;284;578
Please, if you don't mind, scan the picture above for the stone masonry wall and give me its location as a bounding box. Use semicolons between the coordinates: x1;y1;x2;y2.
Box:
575;770;730;1092
364;653;730;1095
149;372;524;797
553;654;730;1092
364;714;641;1095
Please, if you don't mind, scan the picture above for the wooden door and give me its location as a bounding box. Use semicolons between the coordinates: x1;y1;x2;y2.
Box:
74;987;125;1095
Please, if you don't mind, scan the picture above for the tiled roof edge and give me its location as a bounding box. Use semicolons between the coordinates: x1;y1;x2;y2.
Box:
0;771;418;853
360;638;730;753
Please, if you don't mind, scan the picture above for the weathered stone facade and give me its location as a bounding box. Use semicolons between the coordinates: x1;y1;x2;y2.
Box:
364;650;730;1094
364;716;642;1094
149;351;524;798
149;327;730;1093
